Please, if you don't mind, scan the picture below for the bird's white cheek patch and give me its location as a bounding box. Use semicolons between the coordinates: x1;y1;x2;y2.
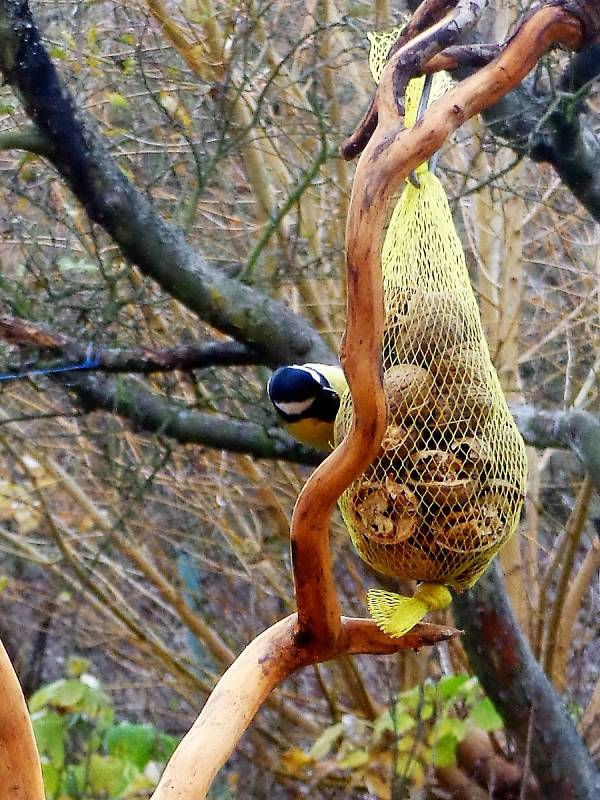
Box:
275;398;315;416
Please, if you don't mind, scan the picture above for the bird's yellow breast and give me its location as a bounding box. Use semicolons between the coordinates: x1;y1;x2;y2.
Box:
285;417;335;451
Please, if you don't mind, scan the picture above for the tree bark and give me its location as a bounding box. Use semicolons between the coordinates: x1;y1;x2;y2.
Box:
453;562;600;800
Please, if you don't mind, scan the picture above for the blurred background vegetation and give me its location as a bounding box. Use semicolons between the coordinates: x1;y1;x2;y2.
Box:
0;0;597;797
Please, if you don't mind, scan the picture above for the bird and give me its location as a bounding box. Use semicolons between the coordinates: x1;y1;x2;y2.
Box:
267;363;347;451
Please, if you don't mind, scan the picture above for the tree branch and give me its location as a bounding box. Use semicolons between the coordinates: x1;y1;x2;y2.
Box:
453;562;600;800
0;638;44;800
510;404;600;493
4;314;600;481
0;123;52;156
0;315;264;374
0;1;333;368
151;615;458;800
346;1;600;221
59;372;323;465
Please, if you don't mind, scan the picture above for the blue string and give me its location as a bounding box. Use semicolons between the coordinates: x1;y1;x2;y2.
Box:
0;344;102;383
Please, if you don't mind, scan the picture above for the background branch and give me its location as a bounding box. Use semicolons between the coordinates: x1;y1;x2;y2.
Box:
0;1;333;368
0;315;264;374
453;562;600;800
60;372;323;465
511;404;600;492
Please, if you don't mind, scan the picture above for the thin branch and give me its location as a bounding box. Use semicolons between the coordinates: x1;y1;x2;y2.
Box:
0;315;264;374
552;536;600;693
542;476;594;680
0;1;333;368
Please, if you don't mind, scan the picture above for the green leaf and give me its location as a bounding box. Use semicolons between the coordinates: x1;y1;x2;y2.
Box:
30;679;85;712
373;710;392;742
66;656;90;678
32;711;65;768
154;732;179;762
395;751;424;784
432;716;466;742
41;761;60;795
49;679;87;710
63;763;85;796
436;674;471;701
396;687;419;710
338;749;369;769
393;710;415;736
107;92;129;109
48;46;67;60
79;684;112;720
88;753;137;795
105;722;160;769
471;698;503;731
432;733;459;767
308;722;343;760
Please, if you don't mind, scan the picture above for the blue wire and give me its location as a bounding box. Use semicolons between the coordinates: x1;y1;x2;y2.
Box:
0;344;102;383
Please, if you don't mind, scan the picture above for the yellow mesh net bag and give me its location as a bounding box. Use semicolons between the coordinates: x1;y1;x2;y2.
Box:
334;29;528;637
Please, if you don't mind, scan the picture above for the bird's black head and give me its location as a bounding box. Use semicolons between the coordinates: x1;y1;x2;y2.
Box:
267;365;339;423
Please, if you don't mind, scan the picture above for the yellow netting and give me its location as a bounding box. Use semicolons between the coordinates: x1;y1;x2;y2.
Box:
334;30;528;635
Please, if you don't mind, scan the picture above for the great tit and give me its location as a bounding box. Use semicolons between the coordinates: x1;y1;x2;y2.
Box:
267;363;347;451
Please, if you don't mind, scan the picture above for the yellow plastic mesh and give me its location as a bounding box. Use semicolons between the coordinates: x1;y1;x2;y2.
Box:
335;30;528;597
368;26;452;174
367;25;405;84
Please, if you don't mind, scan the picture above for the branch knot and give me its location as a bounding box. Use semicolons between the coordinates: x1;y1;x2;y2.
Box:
553;0;600;47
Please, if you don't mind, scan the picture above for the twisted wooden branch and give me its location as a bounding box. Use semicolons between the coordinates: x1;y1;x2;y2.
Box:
149;3;594;799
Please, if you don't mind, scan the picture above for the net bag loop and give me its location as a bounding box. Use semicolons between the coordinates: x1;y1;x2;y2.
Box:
335;28;528;637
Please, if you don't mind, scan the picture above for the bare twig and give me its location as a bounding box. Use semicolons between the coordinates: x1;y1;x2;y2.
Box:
542;476;594;682
0;315;263;373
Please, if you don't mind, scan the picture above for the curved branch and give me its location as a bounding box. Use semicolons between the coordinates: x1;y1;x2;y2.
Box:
0;1;333;368
342;0;489;158
510;404;600;493
0;638;45;800
151;614;458;799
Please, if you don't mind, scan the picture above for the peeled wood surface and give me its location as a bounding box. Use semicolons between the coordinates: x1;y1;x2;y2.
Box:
0;640;44;800
150;4;590;799
151;615;457;799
